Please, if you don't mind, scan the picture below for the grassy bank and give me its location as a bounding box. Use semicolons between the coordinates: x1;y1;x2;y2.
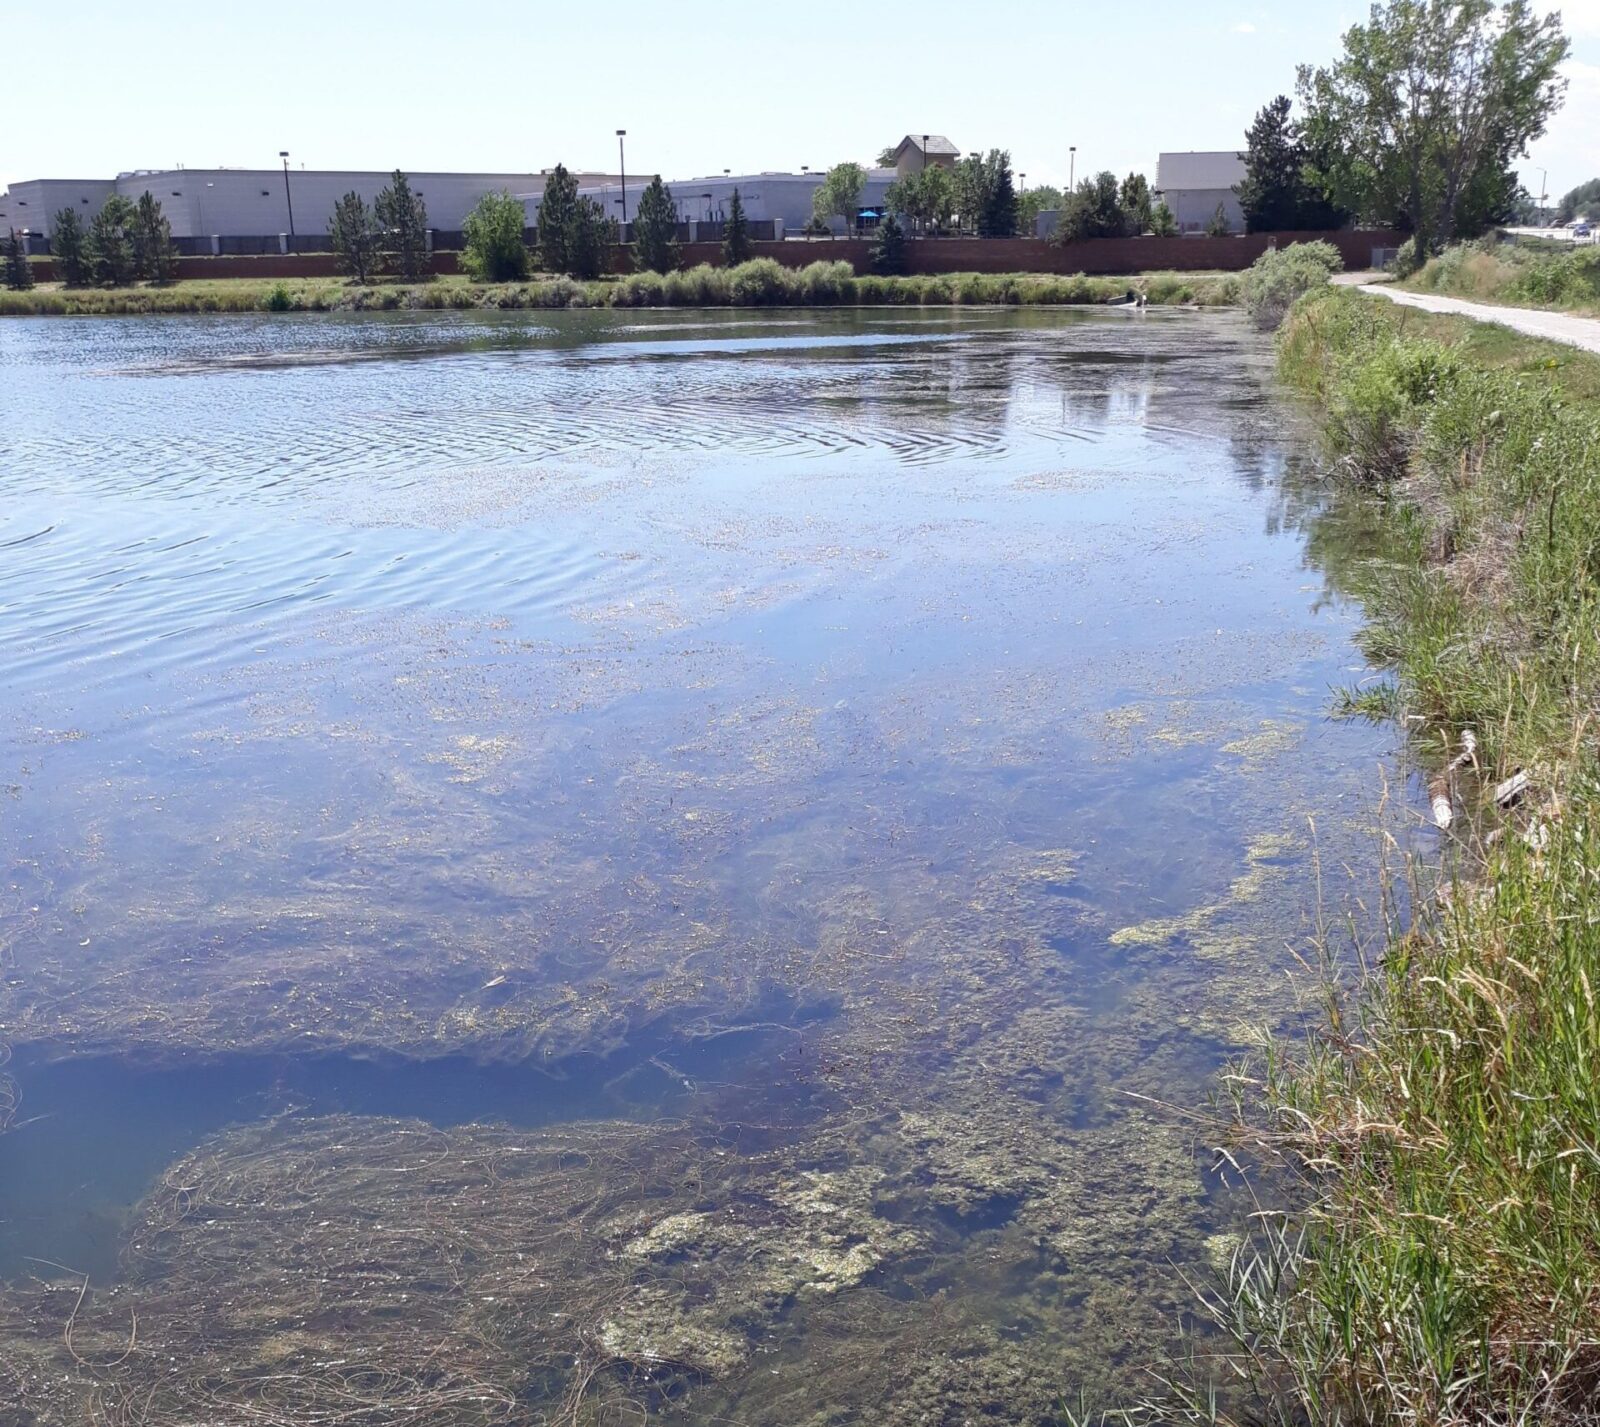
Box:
0;260;1242;316
1184;287;1600;1424
1405;237;1600;315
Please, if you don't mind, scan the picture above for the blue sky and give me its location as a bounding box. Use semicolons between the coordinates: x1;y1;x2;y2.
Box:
7;1;1597;202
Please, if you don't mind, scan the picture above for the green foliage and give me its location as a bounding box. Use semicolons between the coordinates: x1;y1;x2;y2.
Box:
50;208;91;287
375;170;429;281
566;197;616;281
1239;239;1343;330
86;195;138;287
261;281;295;312
131;192;176;284
1149;202;1178;237
722;188;752;266
1408;238;1600;311
1555;177;1600;224
1015;183;1063;236
461;191;529;283
869;212;908;276
3;229;33;291
975;149;1018;237
1118;173;1153;235
632;175;680;274
812;162;866;233
1195;288;1600;1424
329;191;383;284
1235;93;1349;233
1204;202;1233;237
537;165;579;275
1297;0;1570;249
727;257;789;305
1054;171;1128;244
885;164;955;235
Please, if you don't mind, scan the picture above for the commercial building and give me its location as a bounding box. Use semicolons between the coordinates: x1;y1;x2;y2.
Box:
0;168;619;240
523;170;900;238
886;135;961;178
1154;152;1247;234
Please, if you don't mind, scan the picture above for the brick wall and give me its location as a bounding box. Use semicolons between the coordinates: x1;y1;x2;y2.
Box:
28;230;1401;285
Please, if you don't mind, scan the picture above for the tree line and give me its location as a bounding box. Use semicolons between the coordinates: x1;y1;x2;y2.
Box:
12;192;178;289
327;172;431;282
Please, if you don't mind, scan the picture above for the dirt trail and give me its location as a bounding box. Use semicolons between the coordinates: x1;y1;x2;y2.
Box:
1358;283;1600;356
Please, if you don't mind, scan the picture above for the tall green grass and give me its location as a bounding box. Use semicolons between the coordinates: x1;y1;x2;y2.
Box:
1169;287;1600;1425
1408;239;1600;314
0;262;1244;317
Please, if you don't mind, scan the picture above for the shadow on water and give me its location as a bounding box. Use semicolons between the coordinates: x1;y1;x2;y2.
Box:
0;988;841;1285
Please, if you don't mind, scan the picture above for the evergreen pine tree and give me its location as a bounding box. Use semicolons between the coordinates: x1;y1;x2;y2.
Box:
133;191;176;284
722;188;752;266
869;212;908;275
1236;96;1303;233
329;191;383;284
632;176;681;274
86;196;138;287
1205;202;1233;237
1149;202;1179;237
566;197;617;280
1119;174;1154;234
537;165;579;275
50;208;91;286
376;170;429;281
3;228;34;291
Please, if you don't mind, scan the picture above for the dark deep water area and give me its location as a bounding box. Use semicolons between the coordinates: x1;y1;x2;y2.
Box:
0;306;1400;1422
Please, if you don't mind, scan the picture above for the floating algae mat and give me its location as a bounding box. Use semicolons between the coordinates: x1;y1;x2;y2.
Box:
0;307;1400;1421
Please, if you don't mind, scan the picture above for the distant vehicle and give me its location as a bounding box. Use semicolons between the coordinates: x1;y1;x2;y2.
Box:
1575;224;1593;238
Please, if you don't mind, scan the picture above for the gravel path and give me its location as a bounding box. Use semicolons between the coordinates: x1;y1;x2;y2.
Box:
1359;283;1600;356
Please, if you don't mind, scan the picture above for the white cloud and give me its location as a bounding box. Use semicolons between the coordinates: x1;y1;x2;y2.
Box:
1232;21;1257;32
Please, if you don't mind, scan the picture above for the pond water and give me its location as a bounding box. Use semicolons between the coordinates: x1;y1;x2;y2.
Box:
0;307;1396;1423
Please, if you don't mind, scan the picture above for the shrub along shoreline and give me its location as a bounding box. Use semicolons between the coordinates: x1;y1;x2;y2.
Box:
1404;237;1600;316
0;261;1242;316
1187;286;1600;1424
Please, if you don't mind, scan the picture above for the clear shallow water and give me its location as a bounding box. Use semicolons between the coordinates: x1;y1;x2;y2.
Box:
0;307;1395;1420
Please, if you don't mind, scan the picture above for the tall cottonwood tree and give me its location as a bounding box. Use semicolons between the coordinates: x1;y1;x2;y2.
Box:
632;175;680;273
376;170;429;280
1298;0;1568;250
811;162;866;234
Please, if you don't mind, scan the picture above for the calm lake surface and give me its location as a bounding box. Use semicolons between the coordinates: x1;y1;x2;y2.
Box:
0;307;1395;1423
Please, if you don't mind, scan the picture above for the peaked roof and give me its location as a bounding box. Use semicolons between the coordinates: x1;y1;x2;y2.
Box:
892;134;961;161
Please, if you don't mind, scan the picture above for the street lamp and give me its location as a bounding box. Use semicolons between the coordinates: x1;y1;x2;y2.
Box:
922;133;929;176
1538;167;1549;226
616;130;628;224
1069;146;1076;190
279;151;296;242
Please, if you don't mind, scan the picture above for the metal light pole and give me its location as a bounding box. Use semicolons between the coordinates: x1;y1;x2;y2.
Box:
1538;167;1549;226
279;151;296;242
922;133;929;176
616;130;628;225
1069;146;1076;190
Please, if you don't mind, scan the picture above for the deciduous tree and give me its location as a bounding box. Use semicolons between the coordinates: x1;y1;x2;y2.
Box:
1016;183;1063;237
1119;173;1154;234
1150;202;1179;237
632;176;680;273
462;191;529;282
1298;0;1569;251
376;170;429;281
722;188;752;266
1053;171;1128;244
50;208;91;286
812;162;866;234
329;191;383;284
1556;178;1600;223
